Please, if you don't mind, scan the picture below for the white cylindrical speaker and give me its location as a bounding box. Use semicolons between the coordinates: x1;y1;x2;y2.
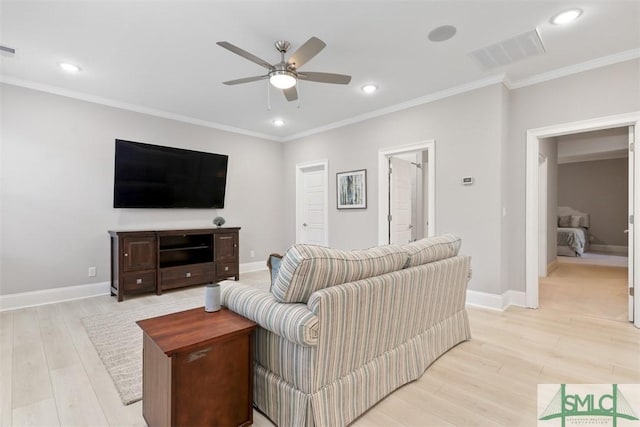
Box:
205;283;221;312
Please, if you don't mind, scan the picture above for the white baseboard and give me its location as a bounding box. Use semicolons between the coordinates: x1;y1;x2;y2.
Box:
2;268;523;313
589;244;628;255
239;261;267;273
547;260;559;273
466;289;526;311
0;281;111;312
0;261;268;312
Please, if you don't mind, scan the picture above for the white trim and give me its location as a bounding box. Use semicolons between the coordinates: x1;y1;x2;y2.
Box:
588;244;629;255
0;77;279;142
538;155;548;277
525;112;640;328
0;281;110;312
4;50;638;145
0;260;267;312
465;290;526;311
378;141;436;245
295;159;329;246
507;48;640;89
504;290;527;308
239;261;268;273
283;50;640;142
283;75;506;142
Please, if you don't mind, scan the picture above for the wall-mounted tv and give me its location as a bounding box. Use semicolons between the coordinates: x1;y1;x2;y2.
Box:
113;139;228;209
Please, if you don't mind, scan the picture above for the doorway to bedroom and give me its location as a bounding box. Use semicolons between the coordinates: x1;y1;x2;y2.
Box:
377;141;435;245
537;127;631;323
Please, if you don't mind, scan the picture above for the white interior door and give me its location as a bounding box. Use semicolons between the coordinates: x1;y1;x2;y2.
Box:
389;157;413;244
298;165;327;246
629;125;635;322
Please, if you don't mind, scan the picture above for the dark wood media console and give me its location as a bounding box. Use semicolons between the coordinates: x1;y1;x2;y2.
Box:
109;227;240;301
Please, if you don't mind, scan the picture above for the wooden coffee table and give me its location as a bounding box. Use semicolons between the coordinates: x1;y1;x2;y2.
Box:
137;307;257;427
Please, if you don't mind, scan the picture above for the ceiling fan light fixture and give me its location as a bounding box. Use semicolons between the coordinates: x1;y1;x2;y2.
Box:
273;118;285;127
550;8;583;25
269;71;297;89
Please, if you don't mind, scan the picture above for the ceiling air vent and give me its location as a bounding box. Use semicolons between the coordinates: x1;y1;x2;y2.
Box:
470;29;545;70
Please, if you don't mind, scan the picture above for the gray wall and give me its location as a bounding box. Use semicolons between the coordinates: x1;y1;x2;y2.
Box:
558;158;628;246
0;84;286;295
505;58;640;292
539;137;558;264
284;84;506;295
2;58;639;299
285;58;640;296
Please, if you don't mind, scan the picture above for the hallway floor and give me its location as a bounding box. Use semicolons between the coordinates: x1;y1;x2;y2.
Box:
540;261;628;322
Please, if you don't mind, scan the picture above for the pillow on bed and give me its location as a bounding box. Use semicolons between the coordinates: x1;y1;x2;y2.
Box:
570;215;581;228
558;215;571;227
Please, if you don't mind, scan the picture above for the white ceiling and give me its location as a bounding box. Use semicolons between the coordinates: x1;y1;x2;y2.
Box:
1;1;639;141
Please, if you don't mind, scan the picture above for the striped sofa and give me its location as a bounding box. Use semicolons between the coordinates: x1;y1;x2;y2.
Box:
222;234;471;427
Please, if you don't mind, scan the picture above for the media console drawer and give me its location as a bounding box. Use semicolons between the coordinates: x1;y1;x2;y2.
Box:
122;271;156;293
216;262;238;278
159;263;215;290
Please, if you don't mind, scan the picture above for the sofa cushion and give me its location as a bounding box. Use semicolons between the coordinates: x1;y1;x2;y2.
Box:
271;244;409;303
401;234;462;268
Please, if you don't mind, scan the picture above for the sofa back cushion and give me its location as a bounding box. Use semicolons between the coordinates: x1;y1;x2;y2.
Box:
271;244;409;303
402;234;462;268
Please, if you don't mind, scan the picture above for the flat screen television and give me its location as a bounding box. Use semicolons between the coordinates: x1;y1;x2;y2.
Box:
113;139;228;208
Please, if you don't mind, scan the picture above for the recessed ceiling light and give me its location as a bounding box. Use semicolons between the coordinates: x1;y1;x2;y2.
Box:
361;84;378;94
428;25;457;42
273;119;285;127
550;8;583;25
59;62;81;73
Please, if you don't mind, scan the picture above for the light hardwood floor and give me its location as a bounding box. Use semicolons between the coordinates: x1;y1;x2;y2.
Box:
539;260;628;322
1;270;638;427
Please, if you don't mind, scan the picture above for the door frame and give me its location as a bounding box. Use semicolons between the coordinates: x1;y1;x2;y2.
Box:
525;112;640;328
538;153;548;277
295;159;329;246
378;140;435;245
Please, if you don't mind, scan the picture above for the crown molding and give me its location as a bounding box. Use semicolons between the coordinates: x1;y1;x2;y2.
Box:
3;48;639;143
282;74;506;142
0;76;281;142
506;48;640;89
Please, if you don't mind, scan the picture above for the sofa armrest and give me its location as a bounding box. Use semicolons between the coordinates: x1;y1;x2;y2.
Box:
222;284;319;346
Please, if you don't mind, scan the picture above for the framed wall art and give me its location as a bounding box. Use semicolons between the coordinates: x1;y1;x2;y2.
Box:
337;169;367;209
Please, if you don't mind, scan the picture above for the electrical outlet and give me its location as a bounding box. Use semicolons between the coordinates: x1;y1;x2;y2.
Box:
88;267;97;277
250;250;255;258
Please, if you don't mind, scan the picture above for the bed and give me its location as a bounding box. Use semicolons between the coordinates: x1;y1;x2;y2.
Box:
557;207;590;257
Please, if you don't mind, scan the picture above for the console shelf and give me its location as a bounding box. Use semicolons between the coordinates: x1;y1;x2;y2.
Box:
109;227;240;301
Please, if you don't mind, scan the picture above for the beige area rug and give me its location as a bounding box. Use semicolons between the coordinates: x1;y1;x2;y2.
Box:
81;295;204;405
81;273;269;405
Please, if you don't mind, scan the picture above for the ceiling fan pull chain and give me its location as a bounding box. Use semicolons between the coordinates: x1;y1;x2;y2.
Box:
297;82;301;109
267;79;271;111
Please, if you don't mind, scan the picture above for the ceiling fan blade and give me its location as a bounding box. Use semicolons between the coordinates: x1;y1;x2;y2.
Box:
217;41;273;70
287;37;326;69
298;72;352;85
283;86;298;102
222;75;268;85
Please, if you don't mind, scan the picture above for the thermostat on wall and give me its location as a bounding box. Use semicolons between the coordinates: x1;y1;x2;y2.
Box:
461;176;474;185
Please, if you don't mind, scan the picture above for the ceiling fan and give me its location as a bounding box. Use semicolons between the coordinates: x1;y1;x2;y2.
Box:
216;37;351;102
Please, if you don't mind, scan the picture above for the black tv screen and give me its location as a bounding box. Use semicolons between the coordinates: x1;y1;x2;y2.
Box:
113;139;228;208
